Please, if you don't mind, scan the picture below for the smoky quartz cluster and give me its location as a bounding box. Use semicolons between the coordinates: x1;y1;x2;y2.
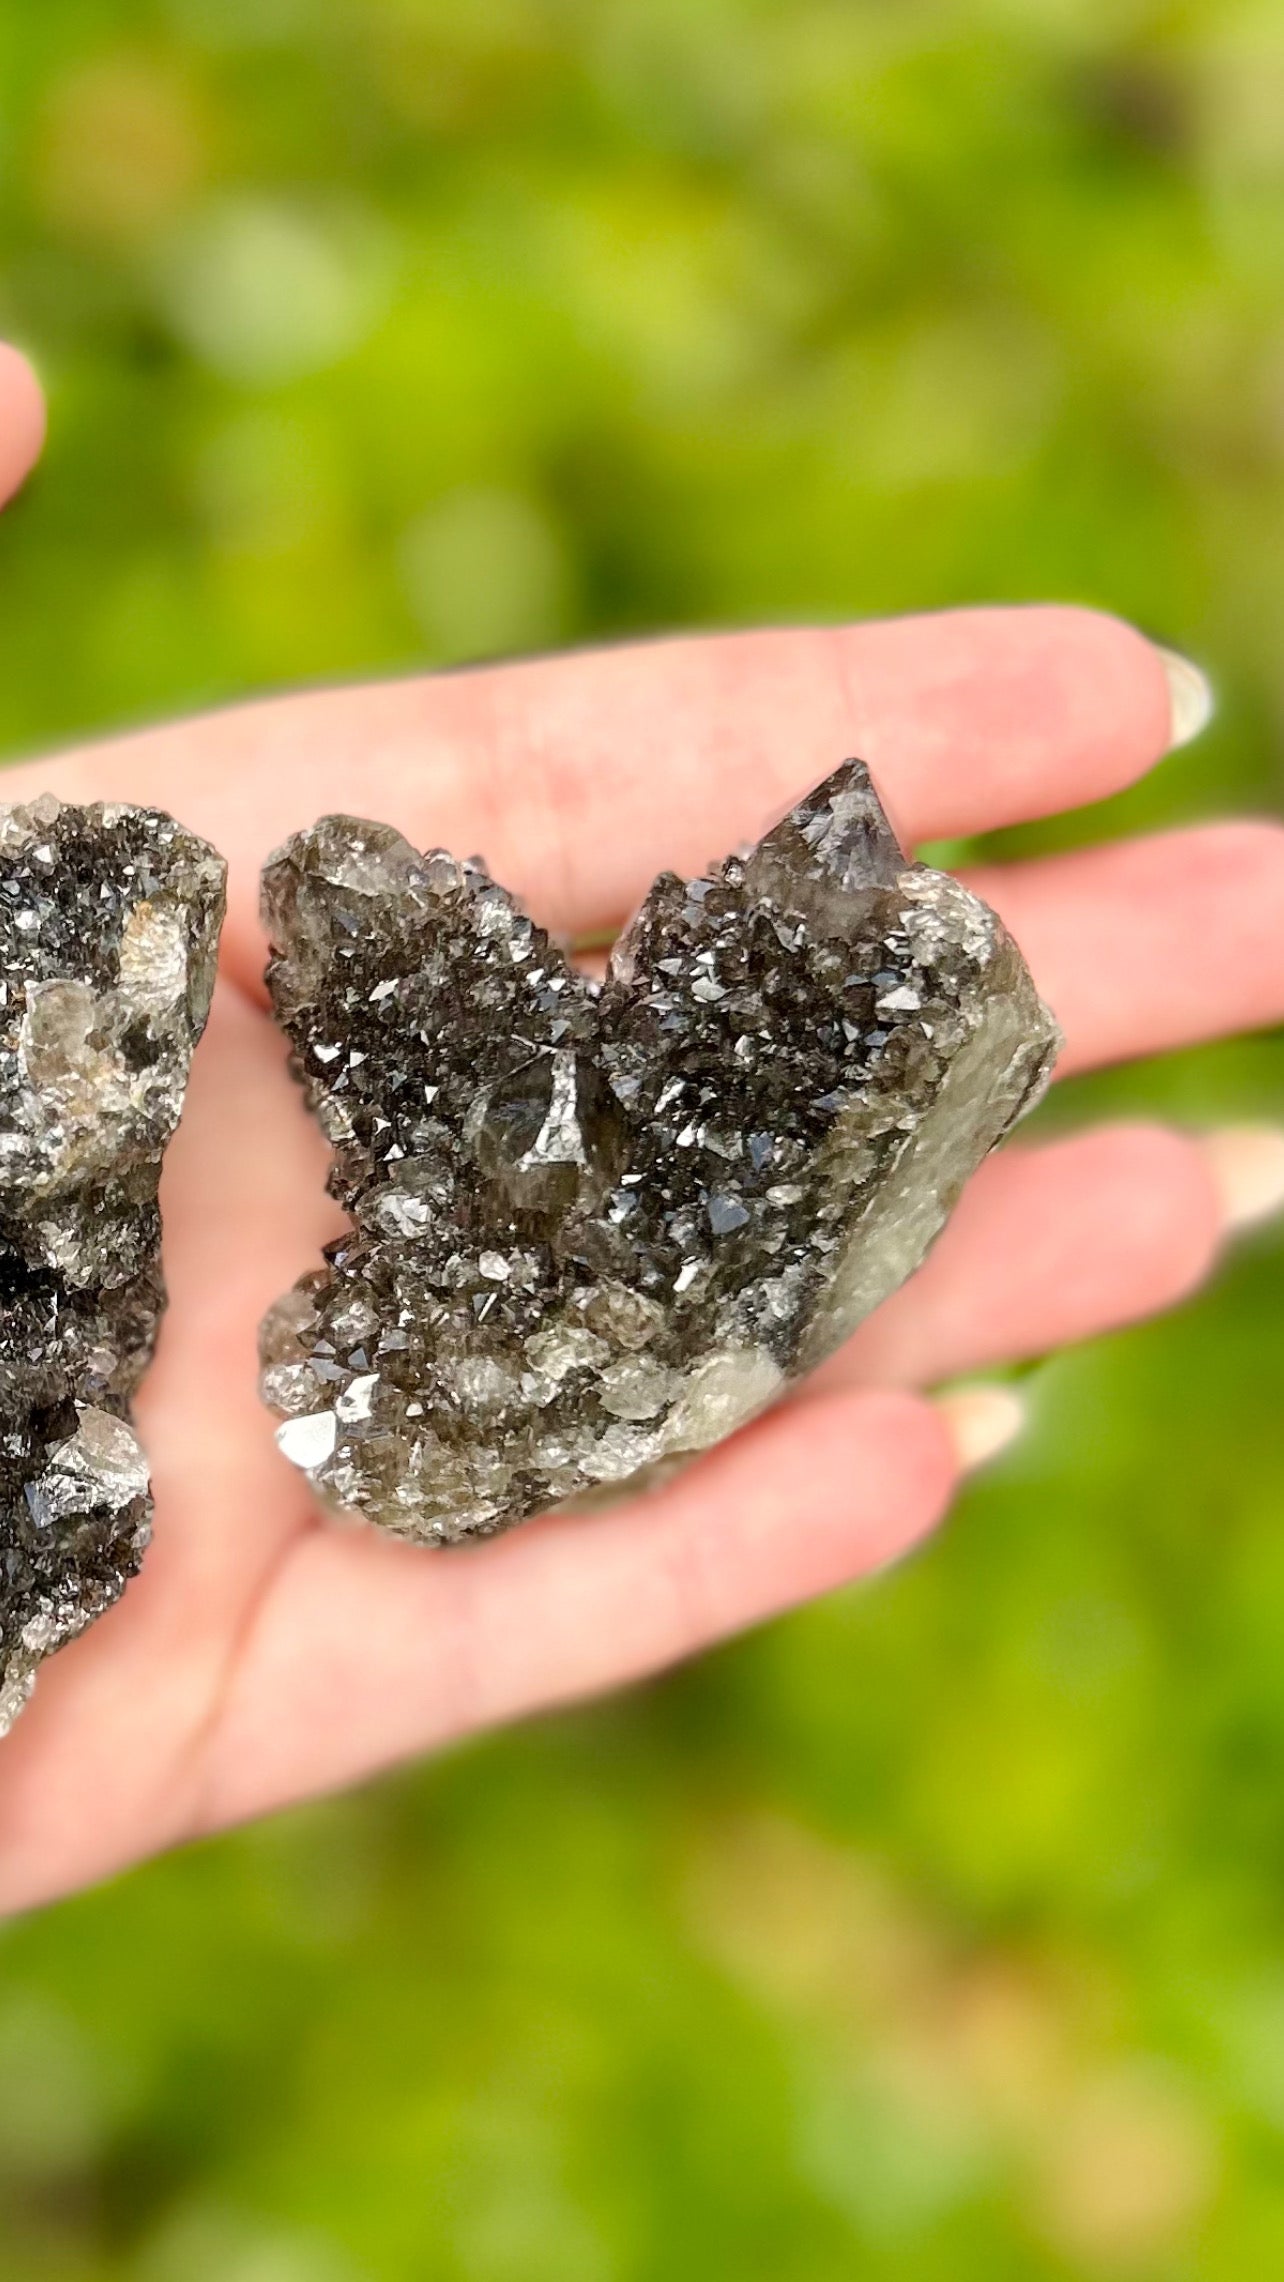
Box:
261;761;1059;1544
0;798;225;1732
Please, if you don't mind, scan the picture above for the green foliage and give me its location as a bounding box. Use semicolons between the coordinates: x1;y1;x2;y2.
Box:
0;2;1282;2275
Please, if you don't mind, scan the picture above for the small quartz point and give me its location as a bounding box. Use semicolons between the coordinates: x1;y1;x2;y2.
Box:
0;798;225;1733
261;761;1059;1545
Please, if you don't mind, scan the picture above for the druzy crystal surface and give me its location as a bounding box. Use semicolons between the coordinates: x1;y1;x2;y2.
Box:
0;798;225;1732
262;761;1058;1544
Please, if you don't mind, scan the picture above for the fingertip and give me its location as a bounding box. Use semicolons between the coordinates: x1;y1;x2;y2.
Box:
999;1118;1225;1326
819;1383;960;1559
0;342;47;503
1004;604;1176;814
1107;1122;1224;1300
839;602;1179;839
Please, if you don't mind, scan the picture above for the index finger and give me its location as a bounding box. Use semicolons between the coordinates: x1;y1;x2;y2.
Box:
0;604;1185;979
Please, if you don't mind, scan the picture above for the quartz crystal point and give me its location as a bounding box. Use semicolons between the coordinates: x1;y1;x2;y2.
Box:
0;798;225;1733
261;761;1058;1544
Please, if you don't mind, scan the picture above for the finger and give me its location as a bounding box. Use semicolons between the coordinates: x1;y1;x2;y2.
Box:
190;1389;958;1833
970;821;1284;1076
0;606;1180;966
0;343;45;506
818;1124;1225;1391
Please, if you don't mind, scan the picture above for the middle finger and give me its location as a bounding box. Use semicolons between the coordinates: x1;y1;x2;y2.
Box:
971;819;1284;1076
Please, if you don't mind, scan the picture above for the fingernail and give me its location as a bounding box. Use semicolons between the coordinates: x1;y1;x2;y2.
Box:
1157;646;1215;749
1201;1123;1284;1232
936;1383;1027;1474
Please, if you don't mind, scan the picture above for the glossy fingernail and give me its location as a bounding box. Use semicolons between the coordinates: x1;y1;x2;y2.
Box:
1202;1124;1284;1232
1157;646;1215;750
937;1383;1027;1474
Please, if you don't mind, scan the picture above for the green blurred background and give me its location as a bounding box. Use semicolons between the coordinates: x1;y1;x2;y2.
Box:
1;2;1283;2276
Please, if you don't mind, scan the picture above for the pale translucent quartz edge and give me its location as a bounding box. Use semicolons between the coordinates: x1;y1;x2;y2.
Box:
542;889;1056;1516
0;796;226;1735
260;760;1059;1545
797;884;1056;1368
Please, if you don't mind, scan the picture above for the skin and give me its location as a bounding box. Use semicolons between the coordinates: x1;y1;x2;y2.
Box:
0;349;1281;1918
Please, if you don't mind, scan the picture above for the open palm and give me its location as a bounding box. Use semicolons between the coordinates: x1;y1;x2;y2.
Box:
1;347;1281;1917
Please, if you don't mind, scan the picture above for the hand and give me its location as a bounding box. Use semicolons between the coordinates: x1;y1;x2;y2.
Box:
1;351;1281;1918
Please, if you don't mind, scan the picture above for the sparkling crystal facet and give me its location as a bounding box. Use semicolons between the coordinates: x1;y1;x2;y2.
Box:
0;799;225;1732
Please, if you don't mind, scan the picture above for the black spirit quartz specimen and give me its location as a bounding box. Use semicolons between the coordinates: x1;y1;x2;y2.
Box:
261;761;1059;1544
0;798;225;1733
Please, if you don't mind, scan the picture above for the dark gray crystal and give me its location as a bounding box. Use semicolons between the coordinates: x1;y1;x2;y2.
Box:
261;761;1059;1544
0;797;225;1732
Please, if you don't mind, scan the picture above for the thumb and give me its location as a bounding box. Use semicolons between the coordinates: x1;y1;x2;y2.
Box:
0;344;46;507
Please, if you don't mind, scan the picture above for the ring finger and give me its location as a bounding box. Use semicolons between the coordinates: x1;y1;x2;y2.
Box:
812;1119;1284;1393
